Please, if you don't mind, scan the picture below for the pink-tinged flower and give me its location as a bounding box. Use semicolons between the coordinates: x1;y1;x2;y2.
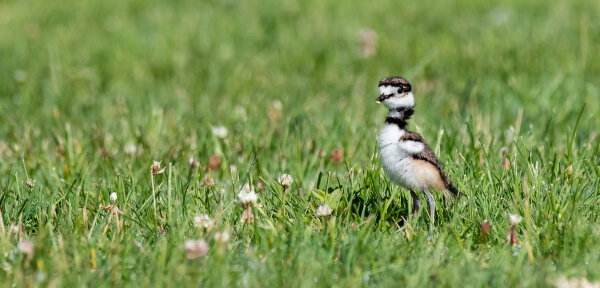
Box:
193;214;214;229
507;214;522;247
151;161;166;175
208;155;221;171
480;220;491;244
331;149;343;164
214;231;230;244
500;147;511;169
241;207;255;224
18;240;34;257
238;184;258;224
184;239;209;259
189;157;200;169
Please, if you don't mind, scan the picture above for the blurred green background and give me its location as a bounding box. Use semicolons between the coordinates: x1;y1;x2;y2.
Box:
2;0;598;145
0;0;599;286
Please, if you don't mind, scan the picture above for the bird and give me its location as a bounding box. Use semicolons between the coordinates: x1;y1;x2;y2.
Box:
376;76;458;230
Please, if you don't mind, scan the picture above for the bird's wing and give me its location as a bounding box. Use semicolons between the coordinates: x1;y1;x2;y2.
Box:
399;132;443;167
414;145;444;168
401;132;458;195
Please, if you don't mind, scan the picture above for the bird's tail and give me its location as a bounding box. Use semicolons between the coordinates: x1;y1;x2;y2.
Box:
446;182;461;197
441;174;464;198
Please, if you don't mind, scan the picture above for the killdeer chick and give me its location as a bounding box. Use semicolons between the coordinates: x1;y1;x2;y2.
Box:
376;76;458;230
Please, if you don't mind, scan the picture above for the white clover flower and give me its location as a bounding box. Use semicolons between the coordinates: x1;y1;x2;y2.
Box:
214;231;230;244
278;174;293;188
238;184;258;208
18;240;34;257
316;204;333;217
509;214;522;225
110;192;117;203
555;277;599;288
193;214;214;229
188;157;200;168
184;239;209;259
24;179;36;190
9;225;20;234
211;126;228;138
123;144;137;155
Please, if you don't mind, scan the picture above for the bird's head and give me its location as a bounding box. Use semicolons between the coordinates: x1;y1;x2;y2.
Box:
376;76;414;110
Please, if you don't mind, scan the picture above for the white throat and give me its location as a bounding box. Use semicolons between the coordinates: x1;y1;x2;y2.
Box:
384;92;415;110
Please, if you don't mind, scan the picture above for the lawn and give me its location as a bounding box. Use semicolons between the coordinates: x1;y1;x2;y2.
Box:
0;0;599;286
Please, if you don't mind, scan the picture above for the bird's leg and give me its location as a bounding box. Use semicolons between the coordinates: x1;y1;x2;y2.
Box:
424;189;435;231
410;190;420;217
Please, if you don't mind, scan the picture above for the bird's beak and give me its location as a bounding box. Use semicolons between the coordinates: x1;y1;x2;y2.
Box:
376;95;385;104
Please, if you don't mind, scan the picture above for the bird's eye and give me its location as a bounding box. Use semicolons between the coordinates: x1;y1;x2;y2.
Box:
397;87;403;94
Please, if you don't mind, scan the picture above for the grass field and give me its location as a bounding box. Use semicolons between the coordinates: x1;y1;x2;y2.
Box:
1;0;599;286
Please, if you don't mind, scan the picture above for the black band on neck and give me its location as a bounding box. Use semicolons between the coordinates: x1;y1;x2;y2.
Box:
385;117;407;129
384;107;414;129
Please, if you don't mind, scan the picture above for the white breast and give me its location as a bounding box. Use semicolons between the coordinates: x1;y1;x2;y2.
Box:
378;124;405;149
378;124;422;190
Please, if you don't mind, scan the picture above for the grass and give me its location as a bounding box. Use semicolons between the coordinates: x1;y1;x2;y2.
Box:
0;0;599;286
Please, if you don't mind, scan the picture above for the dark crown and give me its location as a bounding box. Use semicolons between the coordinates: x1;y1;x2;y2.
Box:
378;76;412;92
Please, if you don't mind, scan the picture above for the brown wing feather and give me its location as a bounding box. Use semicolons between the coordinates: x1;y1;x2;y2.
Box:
400;131;459;196
399;132;441;166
